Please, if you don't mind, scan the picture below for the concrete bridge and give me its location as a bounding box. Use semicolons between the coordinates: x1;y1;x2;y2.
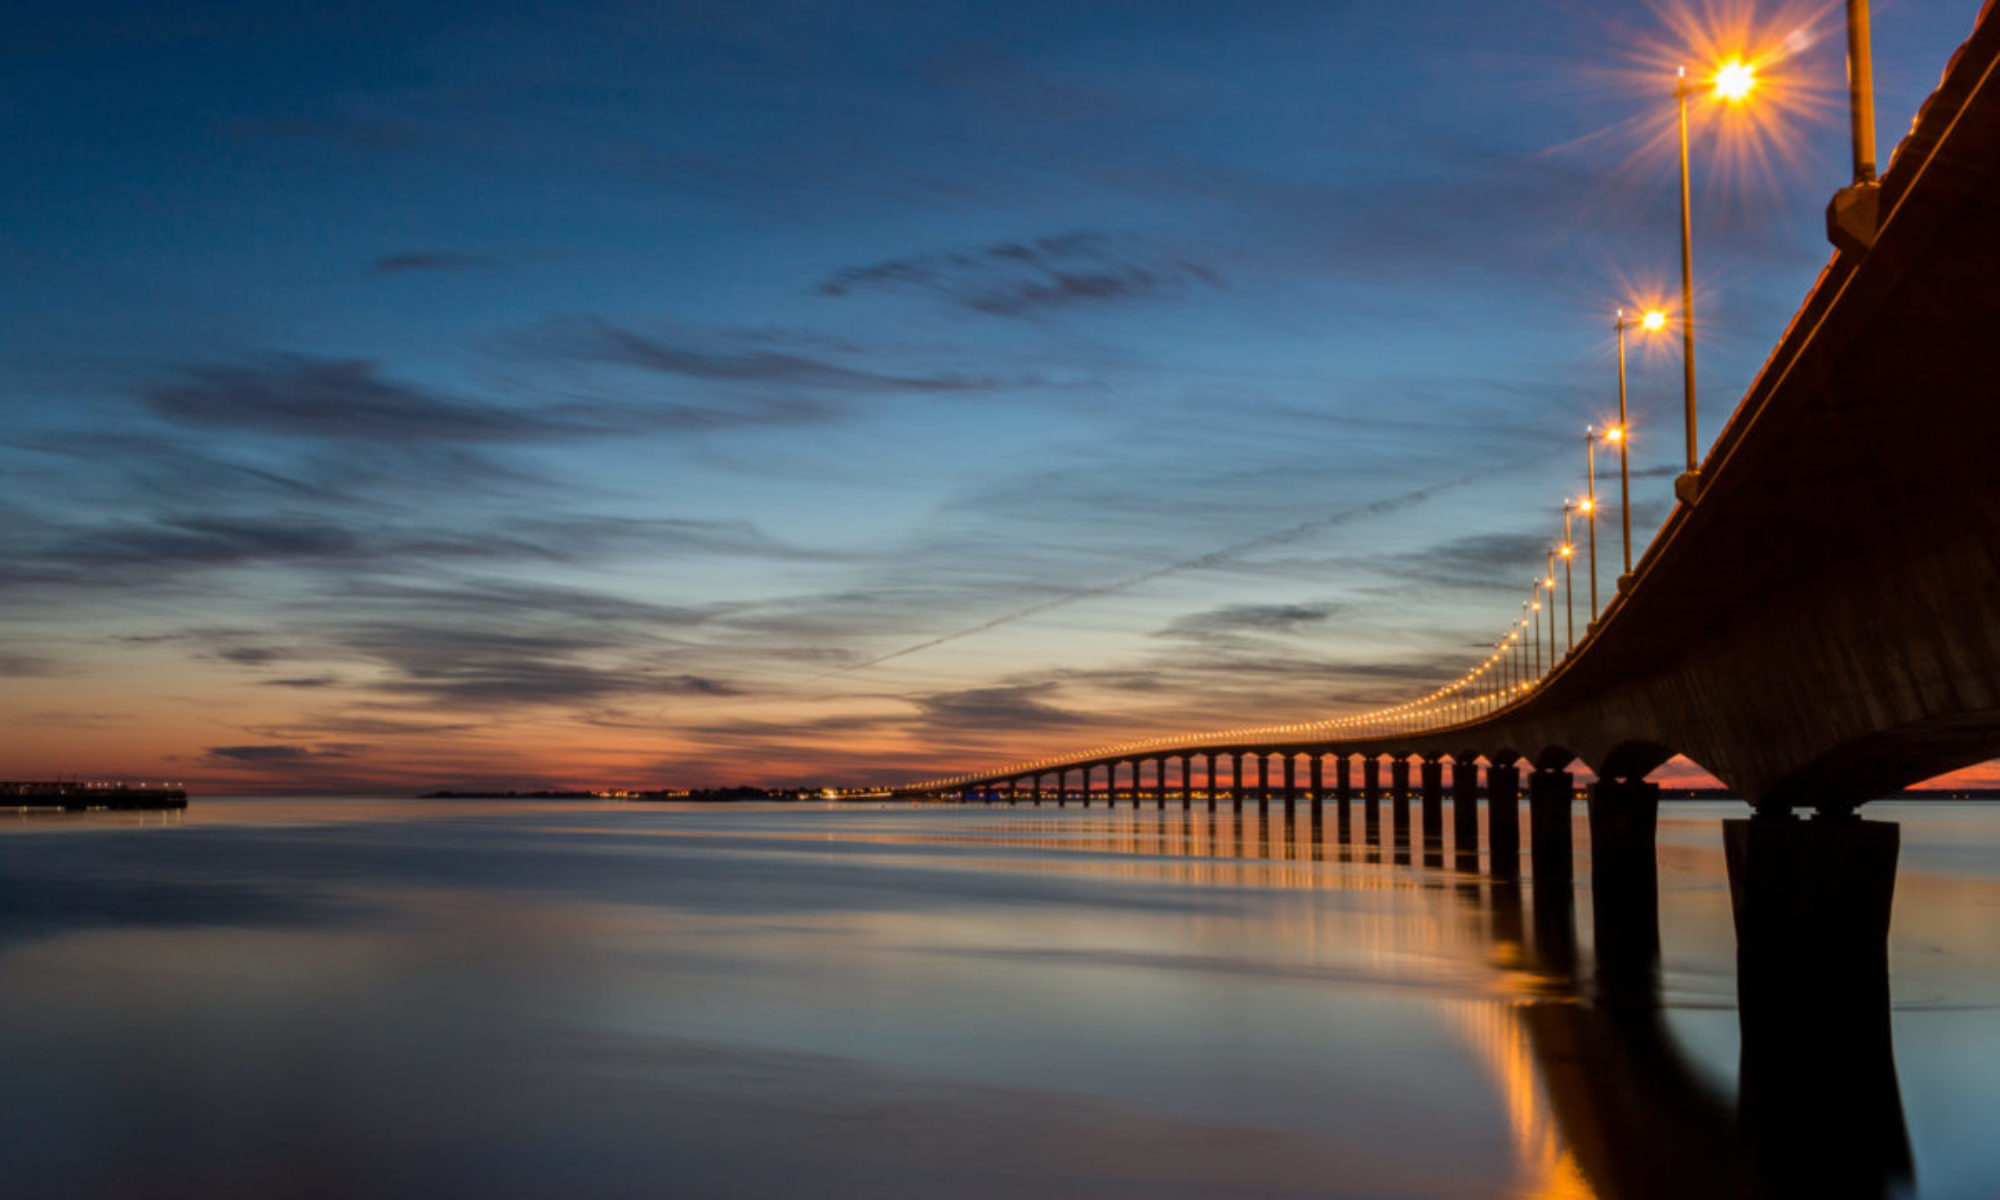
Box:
897;5;2000;996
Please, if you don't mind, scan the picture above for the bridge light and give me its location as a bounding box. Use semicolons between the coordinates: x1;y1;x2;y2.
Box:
1712;59;1756;103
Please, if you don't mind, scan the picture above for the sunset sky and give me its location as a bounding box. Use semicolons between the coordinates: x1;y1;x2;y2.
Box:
3;0;1986;791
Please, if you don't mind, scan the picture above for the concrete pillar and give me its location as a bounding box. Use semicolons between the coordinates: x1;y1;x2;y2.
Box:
1204;753;1218;811
1724;814;1898;1006
1588;778;1660;988
1362;757;1382;844
1728;814;1907;1195
1231;753;1244;811
1419;757;1444;837
1487;761;1521;879
1451;758;1480;855
1336;755;1353;803
1282;753;1298;810
1032;774;1043;806
1529;768;1574;882
1390;757;1412;850
1256;753;1270;808
1309;755;1324;811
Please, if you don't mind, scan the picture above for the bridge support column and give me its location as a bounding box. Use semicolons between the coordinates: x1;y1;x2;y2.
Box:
1151;758;1163;808
1487;761;1520;878
1451;758;1480;859
1336;756;1352;804
1032;774;1042;806
1283;753;1297;813
1528;769;1574;882
1204;754;1217;811
1588;778;1660;988
1724;814;1899;1006
1362;758;1382;845
1728;813;1908;1193
1419;757;1444;846
1309;755;1324;814
1390;757;1412;851
1256;754;1270;809
1231;753;1244;811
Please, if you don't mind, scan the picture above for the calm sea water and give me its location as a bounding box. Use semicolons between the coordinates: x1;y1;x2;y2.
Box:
3;796;1997;1198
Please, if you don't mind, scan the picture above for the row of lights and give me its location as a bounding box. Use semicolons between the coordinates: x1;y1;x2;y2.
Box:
908;4;1889;794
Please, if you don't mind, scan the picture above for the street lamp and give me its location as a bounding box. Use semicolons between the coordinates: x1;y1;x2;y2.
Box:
1673;60;1756;504
1829;0;1882;253
1612;308;1664;583
1582;428;1601;620
1560;506;1576;653
1543;553;1558;671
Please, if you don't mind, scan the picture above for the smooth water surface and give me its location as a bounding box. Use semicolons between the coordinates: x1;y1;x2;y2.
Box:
3;797;1998;1198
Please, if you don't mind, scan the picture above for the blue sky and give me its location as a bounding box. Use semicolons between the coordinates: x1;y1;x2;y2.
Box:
0;0;1982;789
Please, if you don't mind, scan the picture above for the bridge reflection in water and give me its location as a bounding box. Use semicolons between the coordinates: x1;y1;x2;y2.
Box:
913;802;1912;1200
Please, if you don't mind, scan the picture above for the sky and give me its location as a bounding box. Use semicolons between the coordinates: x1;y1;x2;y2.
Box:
1;0;1987;792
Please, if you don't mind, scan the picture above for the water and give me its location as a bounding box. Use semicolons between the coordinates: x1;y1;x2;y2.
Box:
3;797;1998;1198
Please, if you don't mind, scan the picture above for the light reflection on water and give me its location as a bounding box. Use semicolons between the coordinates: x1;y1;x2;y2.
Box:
1;797;1997;1197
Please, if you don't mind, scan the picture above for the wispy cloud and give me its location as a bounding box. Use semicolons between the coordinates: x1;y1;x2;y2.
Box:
816;231;1222;317
369;251;494;275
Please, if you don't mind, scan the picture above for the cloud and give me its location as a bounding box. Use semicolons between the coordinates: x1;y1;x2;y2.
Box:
915;682;1093;731
205;744;356;764
816;231;1222;317
1156;602;1343;642
0;653;68;677
261;675;341;688
144;355;635;442
525;317;997;395
369;251;493;275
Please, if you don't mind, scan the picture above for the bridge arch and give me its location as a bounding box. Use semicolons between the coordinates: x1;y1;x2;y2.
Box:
1598;739;1677;784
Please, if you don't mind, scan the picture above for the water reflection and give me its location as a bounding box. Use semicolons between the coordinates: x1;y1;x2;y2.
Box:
948;801;1915;1199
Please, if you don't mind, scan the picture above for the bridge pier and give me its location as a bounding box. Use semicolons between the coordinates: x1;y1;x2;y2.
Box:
1256;753;1270;809
1154;757;1167;809
1231;753;1244;811
1724;813;1899;1005
1179;756;1191;809
1528;768;1573;883
1204;753;1217;811
1362;757;1382;845
1390;757;1412;859
1728;813;1908;1193
1588;778;1660;988
1283;753;1297;814
1451;757;1479;859
1487;761;1520;878
1419;756;1444;846
1032;774;1042;806
1309;755;1324;814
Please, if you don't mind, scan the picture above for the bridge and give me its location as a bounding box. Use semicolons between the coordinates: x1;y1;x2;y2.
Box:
894;4;2000;998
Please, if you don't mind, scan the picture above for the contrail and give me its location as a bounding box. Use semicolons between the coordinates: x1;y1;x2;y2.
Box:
840;465;1522;674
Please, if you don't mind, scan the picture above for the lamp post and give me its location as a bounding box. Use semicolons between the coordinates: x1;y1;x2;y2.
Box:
1560;506;1576;653
1828;0;1881;252
1582;428;1601;620
1674;61;1757;505
1612;309;1663;582
1544;552;1558;670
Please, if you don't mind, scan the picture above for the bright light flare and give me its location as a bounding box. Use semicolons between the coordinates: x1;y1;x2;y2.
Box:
1711;58;1756;102
1641;309;1667;331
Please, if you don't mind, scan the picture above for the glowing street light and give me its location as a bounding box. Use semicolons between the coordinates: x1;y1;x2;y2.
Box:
1612;307;1663;583
1582;428;1602;620
1672;60;1755;504
1560;505;1576;654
